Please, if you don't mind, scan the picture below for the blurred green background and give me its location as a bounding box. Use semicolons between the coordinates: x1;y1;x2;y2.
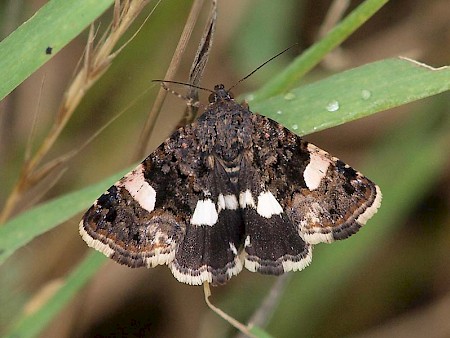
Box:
0;0;449;337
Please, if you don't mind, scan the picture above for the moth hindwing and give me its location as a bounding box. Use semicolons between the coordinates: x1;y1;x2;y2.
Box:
80;84;382;286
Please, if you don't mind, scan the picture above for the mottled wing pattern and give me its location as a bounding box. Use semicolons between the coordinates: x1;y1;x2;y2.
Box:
246;114;382;249
80;125;244;286
236;152;312;275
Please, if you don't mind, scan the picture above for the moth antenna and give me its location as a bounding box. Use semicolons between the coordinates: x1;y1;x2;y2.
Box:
152;79;214;94
153;80;215;106
228;43;298;92
152;80;214;107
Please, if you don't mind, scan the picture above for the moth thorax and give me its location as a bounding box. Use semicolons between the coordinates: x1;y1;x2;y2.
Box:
213;113;249;162
215;140;243;162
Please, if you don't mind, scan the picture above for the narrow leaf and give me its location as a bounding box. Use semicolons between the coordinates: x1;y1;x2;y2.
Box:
4;252;106;338
250;58;450;135
0;0;113;101
252;0;390;100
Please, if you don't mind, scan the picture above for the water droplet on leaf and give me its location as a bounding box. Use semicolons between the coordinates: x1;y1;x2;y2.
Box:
326;100;340;112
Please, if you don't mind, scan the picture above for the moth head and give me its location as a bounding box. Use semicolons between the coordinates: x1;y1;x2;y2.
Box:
209;84;234;103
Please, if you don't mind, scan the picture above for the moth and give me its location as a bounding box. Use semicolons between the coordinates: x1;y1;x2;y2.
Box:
80;84;381;286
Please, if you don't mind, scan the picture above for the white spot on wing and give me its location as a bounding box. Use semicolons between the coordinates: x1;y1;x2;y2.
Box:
257;191;283;218
217;194;225;212
217;193;239;213
224;194;238;209
120;164;156;212
229;242;238;255
304;144;331;190
239;189;255;208
191;199;218;226
244;235;251;248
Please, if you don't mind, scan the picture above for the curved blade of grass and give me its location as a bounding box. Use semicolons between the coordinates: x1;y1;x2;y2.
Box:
250;58;450;135
0;168;131;266
0;0;113;101
251;0;390;101
3;251;106;338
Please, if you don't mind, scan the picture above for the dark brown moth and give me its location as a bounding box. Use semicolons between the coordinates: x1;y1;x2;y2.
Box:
80;84;381;286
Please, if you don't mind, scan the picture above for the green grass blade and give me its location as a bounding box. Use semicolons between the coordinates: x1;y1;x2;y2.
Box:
250;58;450;135
3;251;106;338
252;0;390;100
0;0;113;101
0;168;131;266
